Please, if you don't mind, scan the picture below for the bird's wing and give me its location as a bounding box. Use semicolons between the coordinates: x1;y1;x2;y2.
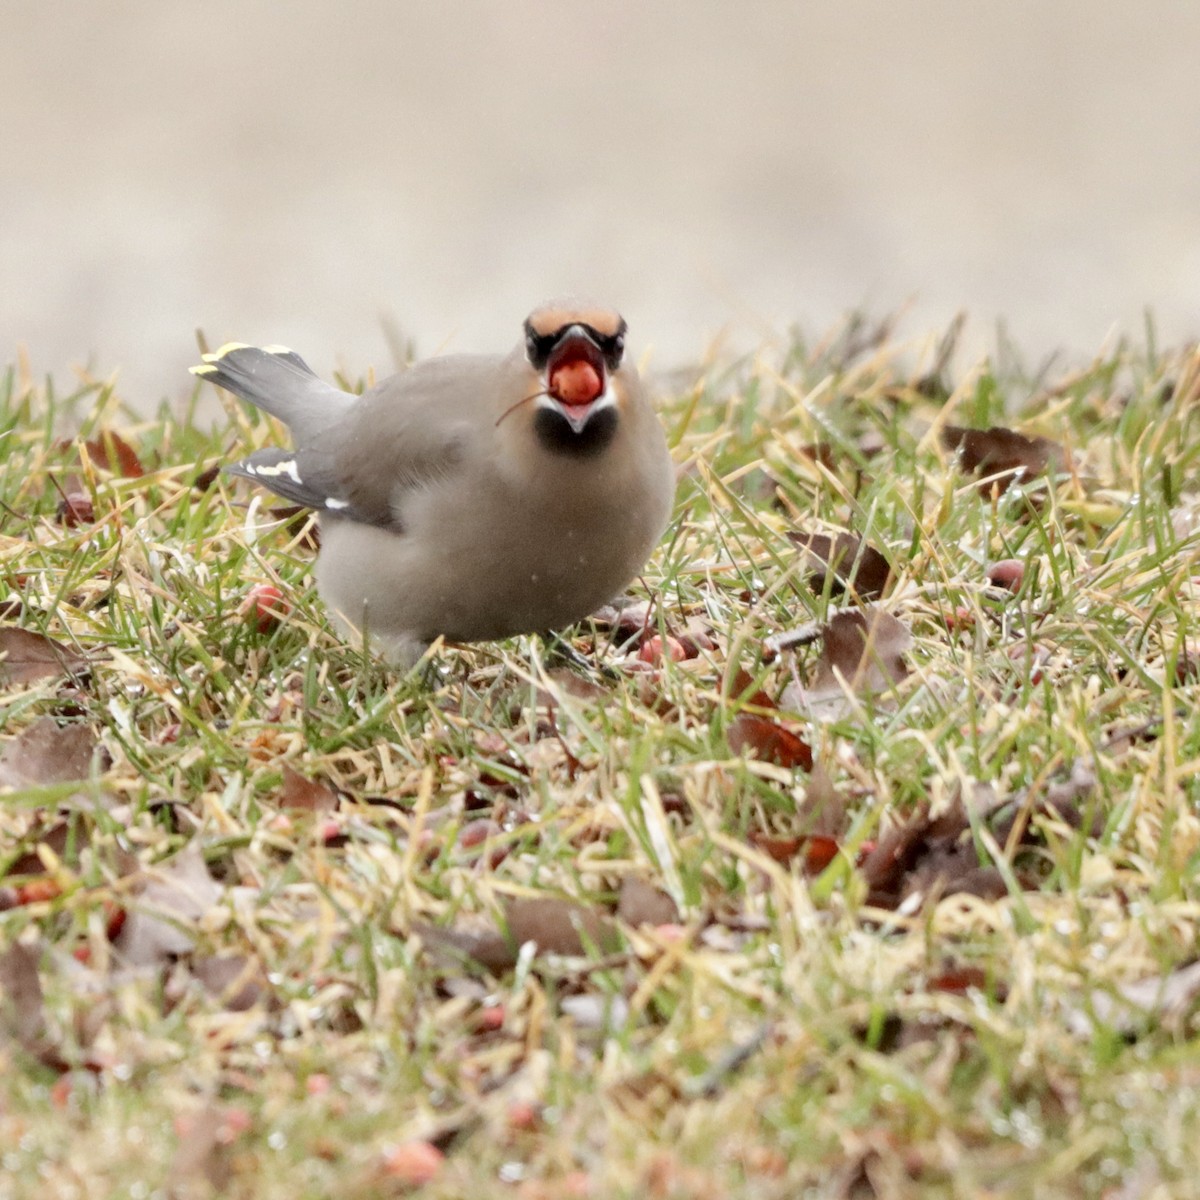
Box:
229;354;517;530
226;448;386;523
326;354;518;530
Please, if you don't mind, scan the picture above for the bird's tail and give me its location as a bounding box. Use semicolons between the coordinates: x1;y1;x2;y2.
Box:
190;343;353;444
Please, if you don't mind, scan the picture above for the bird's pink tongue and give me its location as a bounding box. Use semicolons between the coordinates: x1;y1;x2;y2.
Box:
549;359;603;408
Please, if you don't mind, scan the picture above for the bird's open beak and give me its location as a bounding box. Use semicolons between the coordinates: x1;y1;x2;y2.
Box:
544;328;611;433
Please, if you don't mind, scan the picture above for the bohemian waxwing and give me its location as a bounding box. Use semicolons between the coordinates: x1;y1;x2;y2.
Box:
192;302;676;662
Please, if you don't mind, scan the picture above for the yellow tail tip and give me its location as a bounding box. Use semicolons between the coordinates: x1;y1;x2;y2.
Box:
201;341;252;363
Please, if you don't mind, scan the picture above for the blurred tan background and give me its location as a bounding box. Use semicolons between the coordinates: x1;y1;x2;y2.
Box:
3;1;1198;405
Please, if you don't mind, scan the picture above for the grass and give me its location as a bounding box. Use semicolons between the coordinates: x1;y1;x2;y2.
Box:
2;318;1200;1198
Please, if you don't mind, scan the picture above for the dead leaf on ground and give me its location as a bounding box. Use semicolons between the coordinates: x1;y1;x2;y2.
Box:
192;462;222;492
79;430;145;478
56;490;95;527
724;666;813;770
535;667;609;709
0;626;88;686
942;424;1067;489
471;731;533;788
859;768;1092;912
502;896;620;957
798;762;851;836
806;608;910;699
190;954;267;1012
113;845;225;969
49;432;145;527
2;815;92;880
927;965;1001;997
864;763;1104;912
788;531;892;600
725;667;776;711
749;831;841;874
589;598;654;640
0;939;46;1047
992;759;1102;846
0;718;101;790
617;876;680;927
727;713;813;770
745;760;851;867
416;896;620;974
278;764;338;813
859;798;1006;911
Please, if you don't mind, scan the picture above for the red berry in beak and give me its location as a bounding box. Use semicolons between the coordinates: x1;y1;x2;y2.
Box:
549;358;603;406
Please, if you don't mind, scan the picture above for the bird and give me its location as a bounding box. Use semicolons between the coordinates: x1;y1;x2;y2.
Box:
192;302;676;664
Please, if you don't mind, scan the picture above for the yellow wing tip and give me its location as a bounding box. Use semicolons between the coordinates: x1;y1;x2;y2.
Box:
189;363;217;377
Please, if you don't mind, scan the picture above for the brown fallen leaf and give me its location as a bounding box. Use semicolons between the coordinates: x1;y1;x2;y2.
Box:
859;768;1099;911
113;845;225;968
278;764;338;813
808;607;910;697
725;667;776;711
724;666;814;769
748;832;804;865
2;816;92;880
0;718;100;790
0;939;46;1048
859;798;1006;911
192;462;222;492
727;714;814;770
798;762;851;836
56;491;95;527
535;667;609;709
190;954;266;1012
617;876;680;927
926;965;999;997
942;424;1067;488
748;831;840;873
589;597;654;640
0;722;104;881
0;626;88;686
80;430;144;478
992;759;1102;847
788;531;892;601
504;896;621;957
416;896;620;974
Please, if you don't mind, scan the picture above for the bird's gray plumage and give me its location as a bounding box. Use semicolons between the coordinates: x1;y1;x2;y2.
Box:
193;306;675;662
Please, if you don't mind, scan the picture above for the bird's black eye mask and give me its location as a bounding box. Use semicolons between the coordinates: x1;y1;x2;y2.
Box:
525;321;627;371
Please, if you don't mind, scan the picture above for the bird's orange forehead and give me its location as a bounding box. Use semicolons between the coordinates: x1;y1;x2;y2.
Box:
525;304;625;340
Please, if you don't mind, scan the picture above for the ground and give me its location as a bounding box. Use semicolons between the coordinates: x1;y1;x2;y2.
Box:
2;318;1200;1199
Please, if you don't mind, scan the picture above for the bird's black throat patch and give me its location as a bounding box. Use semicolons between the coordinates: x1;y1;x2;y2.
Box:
533;405;619;458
